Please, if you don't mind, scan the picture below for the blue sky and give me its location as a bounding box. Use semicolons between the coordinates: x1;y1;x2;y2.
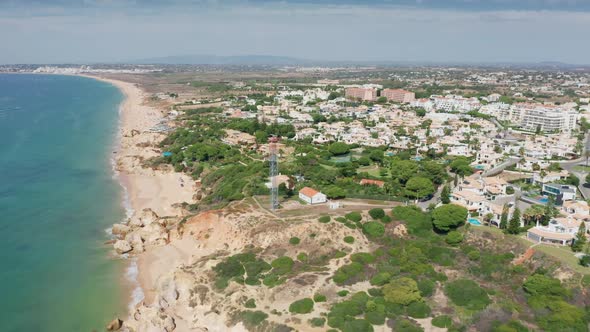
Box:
1;0;590;64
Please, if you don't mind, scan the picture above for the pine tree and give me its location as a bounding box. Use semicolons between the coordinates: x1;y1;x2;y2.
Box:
572;222;587;252
499;205;509;230
441;185;450;204
507;207;521;234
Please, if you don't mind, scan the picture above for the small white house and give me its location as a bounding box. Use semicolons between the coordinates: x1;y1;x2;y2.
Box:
299;187;327;205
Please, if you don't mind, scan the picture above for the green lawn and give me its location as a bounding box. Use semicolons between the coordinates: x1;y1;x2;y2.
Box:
573;165;590;172
358;166;387;177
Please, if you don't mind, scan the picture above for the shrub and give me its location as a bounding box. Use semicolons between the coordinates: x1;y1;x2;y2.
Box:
445;231;464;246
445;279;490;310
365;311;386;325
580;255;590;267
342;319;373;332
309;317;326;327
297;252;308;262
318;215;331;223
314;294;327;302
381;215;392;223
271;256;294;275
239;311;268;328
432;204;468;232
333;250;347;259
346;211;363;222
383;277;422;305
350;252;376;264
523;274;567;297
289;298;314;314
407;301;431;318
392;318;424;332
245;276;261;286
363;222;385;238
244;298;256;308
370;272;392;286
431;315;452;328
333;262;364;285
417;279;435;297
289;237;300;245
344;236;355;244
369;208;385;220
337;290;349;297
468;250;481;261
262;274;284;288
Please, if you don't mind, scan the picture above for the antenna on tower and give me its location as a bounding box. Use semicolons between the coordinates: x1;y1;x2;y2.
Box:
269;135;280;211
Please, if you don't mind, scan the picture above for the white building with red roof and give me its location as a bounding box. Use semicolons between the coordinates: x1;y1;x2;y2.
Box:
299;187;327;205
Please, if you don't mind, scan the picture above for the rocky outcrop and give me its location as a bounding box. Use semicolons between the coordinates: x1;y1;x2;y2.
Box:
112;224;131;236
106;318;123;331
114;240;133;254
129;306;176;332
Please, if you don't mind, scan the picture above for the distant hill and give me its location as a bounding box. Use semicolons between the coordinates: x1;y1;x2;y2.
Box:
130;54;311;65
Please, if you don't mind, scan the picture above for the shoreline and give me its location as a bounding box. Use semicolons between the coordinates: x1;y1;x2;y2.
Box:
80;74;197;323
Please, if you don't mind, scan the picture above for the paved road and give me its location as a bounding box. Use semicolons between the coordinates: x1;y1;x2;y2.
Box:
483;156;521;177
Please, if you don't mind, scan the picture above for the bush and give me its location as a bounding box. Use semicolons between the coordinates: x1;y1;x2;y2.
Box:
333;262;364;285
337;290;349;297
362;222;385;238
342;319;374;332
407;301;431;318
370;272;392;286
523;274;566;297
369;208;385;220
381;215;392;223
309;317;326;327
417;279;435;297
314;294;327;302
297;252;308;262
468;250;481;261
346;212;363;222
244;298;256;308
383;277;422;305
445;279;490;310
580;255;590;267
289;237;301;245
350;252;376;264
506;186;515;195
431;315;452;328
344;236;355;244
445;231;464;246
289;298;314;314
239;311;268;328
392;318;424;332
271;256;294;275
365;311;386;325
318;215;331;223
432;204;468;232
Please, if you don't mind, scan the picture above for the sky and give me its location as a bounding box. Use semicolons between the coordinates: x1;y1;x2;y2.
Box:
1;0;590;64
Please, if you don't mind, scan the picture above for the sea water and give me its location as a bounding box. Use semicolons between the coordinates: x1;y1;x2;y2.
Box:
0;74;127;331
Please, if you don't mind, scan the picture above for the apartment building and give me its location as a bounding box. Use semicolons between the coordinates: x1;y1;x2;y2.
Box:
345;87;377;101
511;104;578;133
381;89;415;103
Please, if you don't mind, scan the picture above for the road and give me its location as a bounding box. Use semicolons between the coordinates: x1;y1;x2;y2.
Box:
483;156;521;177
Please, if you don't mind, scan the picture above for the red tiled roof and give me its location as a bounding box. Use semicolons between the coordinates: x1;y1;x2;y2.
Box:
299;187;320;198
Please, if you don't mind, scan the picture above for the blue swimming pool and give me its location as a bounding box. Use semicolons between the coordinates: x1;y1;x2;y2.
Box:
468;218;482;226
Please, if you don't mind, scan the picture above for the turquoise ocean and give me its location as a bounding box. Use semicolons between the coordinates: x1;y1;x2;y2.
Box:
0;74;129;331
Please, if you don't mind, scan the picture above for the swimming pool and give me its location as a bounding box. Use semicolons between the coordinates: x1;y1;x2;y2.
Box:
467;218;482;226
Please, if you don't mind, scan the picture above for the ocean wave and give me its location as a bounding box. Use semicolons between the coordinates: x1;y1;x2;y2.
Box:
125;259;145;312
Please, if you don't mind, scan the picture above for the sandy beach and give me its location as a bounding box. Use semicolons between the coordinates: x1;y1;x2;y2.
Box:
83;75;197;317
